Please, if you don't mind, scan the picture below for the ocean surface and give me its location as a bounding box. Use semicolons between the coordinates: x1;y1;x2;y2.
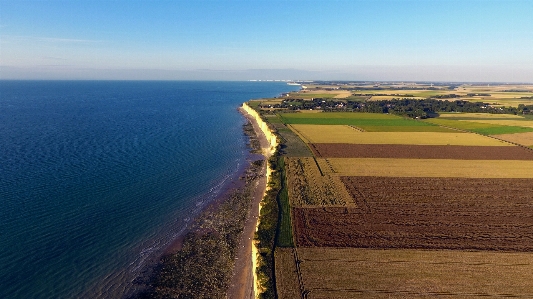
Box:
0;80;299;299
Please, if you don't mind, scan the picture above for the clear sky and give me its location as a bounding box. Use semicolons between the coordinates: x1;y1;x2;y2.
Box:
1;0;532;82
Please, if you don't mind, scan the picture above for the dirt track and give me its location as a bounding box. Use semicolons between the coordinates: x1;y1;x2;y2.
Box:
309;143;533;159
293;177;533;251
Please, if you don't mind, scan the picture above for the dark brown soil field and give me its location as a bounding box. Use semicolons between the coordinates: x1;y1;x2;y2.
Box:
293;177;533;251
309;143;533;160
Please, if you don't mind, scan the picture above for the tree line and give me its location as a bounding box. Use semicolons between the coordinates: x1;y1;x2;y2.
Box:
264;98;533;119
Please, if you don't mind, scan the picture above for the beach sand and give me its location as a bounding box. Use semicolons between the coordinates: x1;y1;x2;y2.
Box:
227;106;274;299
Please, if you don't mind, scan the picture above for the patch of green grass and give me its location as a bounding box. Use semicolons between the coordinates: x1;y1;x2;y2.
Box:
276;157;293;248
344;96;368;102
280;112;399;119
472;126;533;135
247;100;261;110
290;93;337;99
278;112;436;126
263;115;282;123
281;117;434;126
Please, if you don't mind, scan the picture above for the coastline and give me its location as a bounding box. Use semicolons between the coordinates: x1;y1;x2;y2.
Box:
127;103;275;299
227;104;277;299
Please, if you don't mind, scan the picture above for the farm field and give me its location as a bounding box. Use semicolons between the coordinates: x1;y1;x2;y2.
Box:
274;248;301;299
438;112;526;119
290;125;512;145
280;112;432;126
277;248;533;299
255;105;533;298
293;177;533;250
285;157;354;207
493;131;533;147
273;124;313;157
356;125;456;132
322;158;533;178
461;119;533;128
280;83;533;108
424;118;533;135
309;144;533;160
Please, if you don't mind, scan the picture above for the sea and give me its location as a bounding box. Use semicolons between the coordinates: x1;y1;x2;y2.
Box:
0;80;299;299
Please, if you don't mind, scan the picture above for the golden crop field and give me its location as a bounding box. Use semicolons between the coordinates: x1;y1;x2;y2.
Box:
486;98;533;107
323;158;533;178
288;124;361;143
438;112;526;119
281;248;533;299
493;132;533;147
460;119;533;128
286;157;355;207
290;124;513;145
274;248;301;299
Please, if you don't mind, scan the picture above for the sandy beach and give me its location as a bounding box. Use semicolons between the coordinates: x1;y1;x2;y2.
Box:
227;105;276;299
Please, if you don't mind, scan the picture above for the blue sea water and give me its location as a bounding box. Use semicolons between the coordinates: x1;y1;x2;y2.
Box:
0;81;299;299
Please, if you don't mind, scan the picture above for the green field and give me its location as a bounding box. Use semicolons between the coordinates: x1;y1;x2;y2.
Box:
263;114;283;123
423;118;533;135
276;157;294;247
279;112;434;127
288;93;339;99
473;126;533;135
280;112;397;119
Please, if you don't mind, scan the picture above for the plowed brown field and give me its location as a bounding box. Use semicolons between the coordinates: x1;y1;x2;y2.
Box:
310;143;533;160
293;177;533;251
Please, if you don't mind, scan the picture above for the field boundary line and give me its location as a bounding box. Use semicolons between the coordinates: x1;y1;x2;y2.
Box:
424;119;533;151
348;125;366;132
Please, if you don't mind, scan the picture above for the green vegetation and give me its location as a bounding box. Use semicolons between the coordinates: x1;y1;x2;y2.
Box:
291;93;338;99
423;118;533;135
472;126;533;135
247;100;262;110
280;112;397;119
276;157;294;248
280;116;434;127
262;114;283;123
272;124;313;157
255;156;281;299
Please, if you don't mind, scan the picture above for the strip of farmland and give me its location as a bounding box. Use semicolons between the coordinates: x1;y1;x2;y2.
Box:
286;157;355;207
278;248;533;299
323;158;533;178
493;131;533;147
290;125;513;145
310;144;533;159
293;177;533;251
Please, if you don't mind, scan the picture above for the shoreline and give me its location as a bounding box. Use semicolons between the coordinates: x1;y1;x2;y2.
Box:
227;104;277;299
127;103;274;299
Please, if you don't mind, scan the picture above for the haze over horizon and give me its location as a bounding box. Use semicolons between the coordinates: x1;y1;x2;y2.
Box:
1;0;532;82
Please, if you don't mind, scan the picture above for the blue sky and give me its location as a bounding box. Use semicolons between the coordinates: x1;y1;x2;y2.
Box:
1;0;532;81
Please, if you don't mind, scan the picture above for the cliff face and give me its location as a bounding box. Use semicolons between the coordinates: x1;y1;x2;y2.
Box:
241;103;278;154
